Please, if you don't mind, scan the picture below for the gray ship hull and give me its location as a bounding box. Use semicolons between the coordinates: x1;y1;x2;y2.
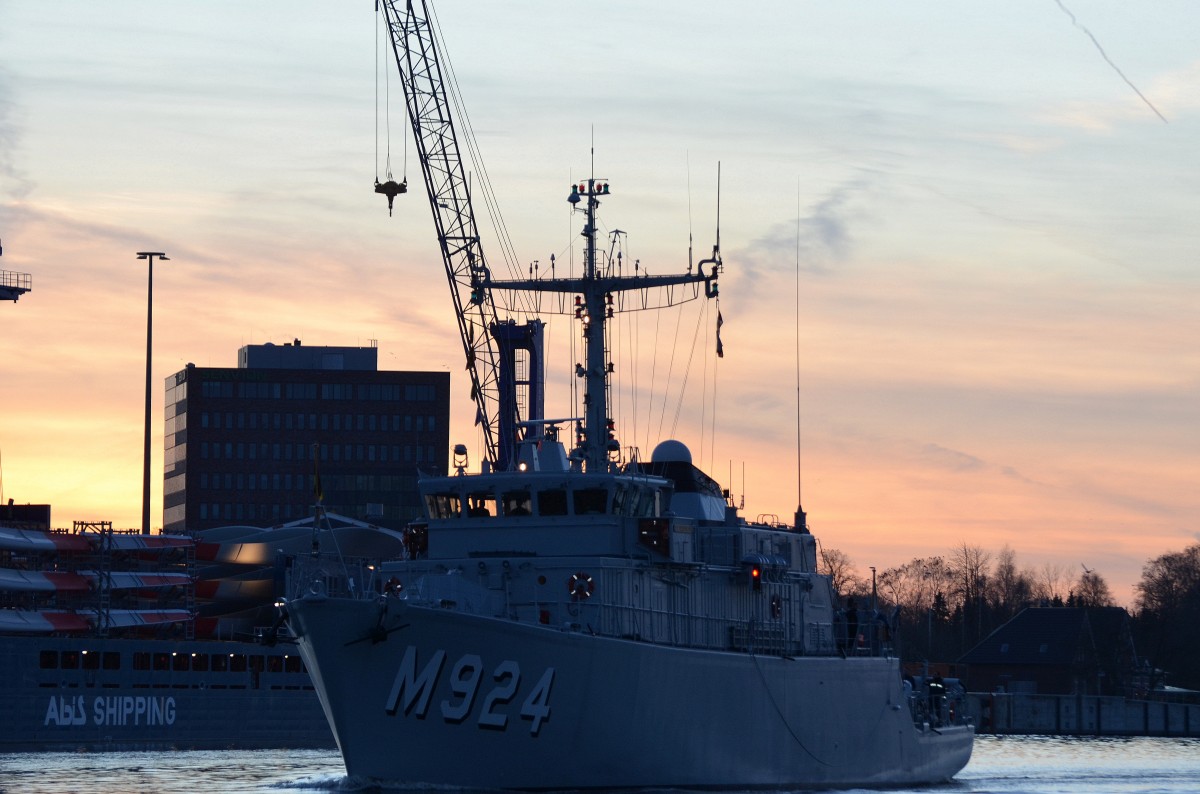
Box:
290;594;973;789
0;635;335;752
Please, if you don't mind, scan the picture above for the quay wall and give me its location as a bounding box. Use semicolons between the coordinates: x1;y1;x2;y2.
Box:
966;692;1200;737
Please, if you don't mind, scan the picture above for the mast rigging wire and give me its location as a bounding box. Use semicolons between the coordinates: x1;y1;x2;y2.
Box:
426;4;535;316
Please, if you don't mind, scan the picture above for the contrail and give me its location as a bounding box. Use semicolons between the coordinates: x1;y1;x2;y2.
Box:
1054;0;1168;123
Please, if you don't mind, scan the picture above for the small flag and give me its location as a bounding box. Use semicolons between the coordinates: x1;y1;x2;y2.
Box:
716;310;725;358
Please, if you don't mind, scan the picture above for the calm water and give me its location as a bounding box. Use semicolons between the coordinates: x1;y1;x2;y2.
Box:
1;736;1199;794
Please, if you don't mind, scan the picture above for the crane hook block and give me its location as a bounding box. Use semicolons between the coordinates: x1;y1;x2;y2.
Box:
374;178;408;216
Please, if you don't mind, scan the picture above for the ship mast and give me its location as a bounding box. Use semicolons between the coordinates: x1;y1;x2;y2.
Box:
489;177;721;472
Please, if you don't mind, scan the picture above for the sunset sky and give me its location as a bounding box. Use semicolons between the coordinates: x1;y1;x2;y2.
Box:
2;1;1197;606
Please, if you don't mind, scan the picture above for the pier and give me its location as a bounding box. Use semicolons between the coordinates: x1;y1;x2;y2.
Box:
966;692;1200;737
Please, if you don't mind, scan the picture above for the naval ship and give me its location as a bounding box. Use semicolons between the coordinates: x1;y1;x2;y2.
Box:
0;507;404;751
281;169;976;786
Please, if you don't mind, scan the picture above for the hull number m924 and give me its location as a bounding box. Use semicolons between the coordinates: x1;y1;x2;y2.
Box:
385;646;555;735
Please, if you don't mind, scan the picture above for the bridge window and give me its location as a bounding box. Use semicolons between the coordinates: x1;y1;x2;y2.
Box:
425;493;461;519
614;485;646;516
538;489;568;516
466;492;496;518
502;490;532;517
634;488;657;517
573;488;608;515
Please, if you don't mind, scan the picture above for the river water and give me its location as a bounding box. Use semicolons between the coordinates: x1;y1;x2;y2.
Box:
1;736;1198;793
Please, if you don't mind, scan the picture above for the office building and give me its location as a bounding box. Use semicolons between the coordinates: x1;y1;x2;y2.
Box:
163;341;449;534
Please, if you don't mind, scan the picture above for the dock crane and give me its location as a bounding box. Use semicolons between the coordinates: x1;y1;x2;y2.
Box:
377;0;541;471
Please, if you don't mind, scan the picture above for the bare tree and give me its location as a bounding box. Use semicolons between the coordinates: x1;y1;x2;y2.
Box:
878;556;953;615
1073;567;1114;608
1034;561;1072;605
990;545;1034;618
820;547;867;598
950;542;993;646
1135;543;1200;689
950;542;992;611
1136;544;1200;616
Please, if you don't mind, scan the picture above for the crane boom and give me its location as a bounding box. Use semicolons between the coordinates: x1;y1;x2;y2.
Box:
378;0;504;466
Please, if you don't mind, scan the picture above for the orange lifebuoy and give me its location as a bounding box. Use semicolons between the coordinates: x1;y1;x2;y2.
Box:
568;572;595;600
